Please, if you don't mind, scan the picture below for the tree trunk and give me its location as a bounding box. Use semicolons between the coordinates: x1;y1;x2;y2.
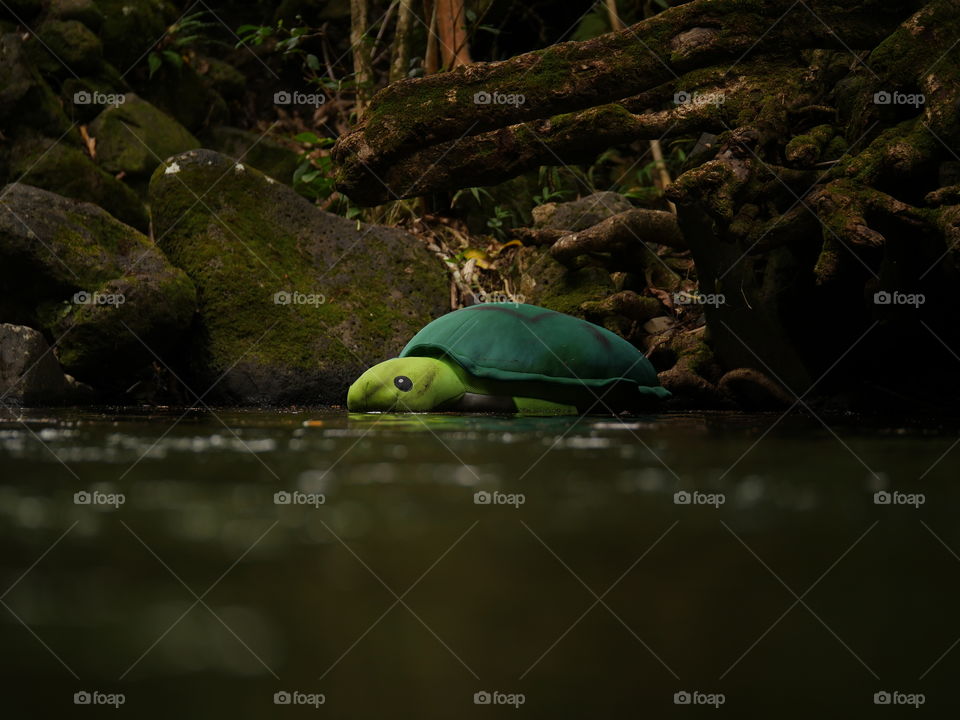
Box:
349;0;374;116
390;0;415;83
436;0;472;70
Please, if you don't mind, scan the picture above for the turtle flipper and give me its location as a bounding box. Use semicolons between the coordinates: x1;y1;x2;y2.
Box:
638;385;672;400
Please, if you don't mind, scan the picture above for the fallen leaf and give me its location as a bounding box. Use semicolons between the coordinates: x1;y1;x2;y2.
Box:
79;125;96;159
463;248;493;269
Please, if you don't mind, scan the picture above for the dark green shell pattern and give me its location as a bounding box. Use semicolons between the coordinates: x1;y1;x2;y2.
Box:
399;303;670;399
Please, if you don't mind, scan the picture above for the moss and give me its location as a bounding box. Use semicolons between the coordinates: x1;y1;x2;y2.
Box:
813;238;842;285
33;19;102;74
823;135;848;161
142;62;227;132
49;0;104;31
506;246;614;318
676;334;717;376
785;124;834;166
521;46;574;95
363;81;455;157
0;183;196;386
869;0;960;84
0;34;75;138
89;95;200;178
837;119;938;187
149;150;448;402
197;57;246;100
61;62;128;122
95;0;175;70
202;126;299;184
11;134;148;230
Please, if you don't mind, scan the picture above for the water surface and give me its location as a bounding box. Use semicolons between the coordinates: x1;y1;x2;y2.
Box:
1;408;958;716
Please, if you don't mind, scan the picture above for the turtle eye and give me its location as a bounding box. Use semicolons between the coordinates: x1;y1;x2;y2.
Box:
394;375;413;392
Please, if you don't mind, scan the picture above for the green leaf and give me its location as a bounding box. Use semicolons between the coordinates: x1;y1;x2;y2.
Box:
293;161;310;185
172;34;202;49
162;50;182;69
147;52;162;78
306;53;320;71
295;131;322;144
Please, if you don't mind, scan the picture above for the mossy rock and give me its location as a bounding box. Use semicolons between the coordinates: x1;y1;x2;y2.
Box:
503;245;615;319
0;33;35;109
0;184;196;389
202;126;299;184
149;149;449;404
49;0;104;31
32;19;103;74
532;191;634;231
0;0;43;23
93;0;175;70
197;57;246;100
141;62;228;132
10;133;148;231
89;94;200;179
0;323;93;405
61;65;129;123
0;33;74;136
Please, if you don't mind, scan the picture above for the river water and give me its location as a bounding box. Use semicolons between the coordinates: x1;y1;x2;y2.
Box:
1;408;957;716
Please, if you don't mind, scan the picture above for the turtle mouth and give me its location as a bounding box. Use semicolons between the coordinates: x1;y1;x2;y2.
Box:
347;376;408;412
347;378;383;411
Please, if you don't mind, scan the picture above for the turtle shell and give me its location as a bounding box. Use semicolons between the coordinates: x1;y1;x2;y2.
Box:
399;303;668;396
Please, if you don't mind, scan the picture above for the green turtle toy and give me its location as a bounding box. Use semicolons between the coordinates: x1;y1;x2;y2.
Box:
347;303;670;414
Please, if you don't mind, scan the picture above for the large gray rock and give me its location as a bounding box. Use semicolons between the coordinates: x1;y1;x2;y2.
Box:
149;149;449;404
0;184;196;389
0;324;92;404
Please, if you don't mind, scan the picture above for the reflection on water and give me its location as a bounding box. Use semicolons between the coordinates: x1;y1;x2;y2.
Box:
1;408;959;716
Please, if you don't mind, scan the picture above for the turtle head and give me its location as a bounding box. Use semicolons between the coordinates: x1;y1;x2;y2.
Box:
347;357;466;412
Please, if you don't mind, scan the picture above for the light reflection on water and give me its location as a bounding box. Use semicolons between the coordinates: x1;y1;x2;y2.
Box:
1;408;959;717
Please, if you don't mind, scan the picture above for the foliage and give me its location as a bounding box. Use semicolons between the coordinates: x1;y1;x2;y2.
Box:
292;132;361;220
618;138;694;202
532;166;570;205
148;11;221;79
485;203;515;241
450;186;518;241
236;19;364;98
